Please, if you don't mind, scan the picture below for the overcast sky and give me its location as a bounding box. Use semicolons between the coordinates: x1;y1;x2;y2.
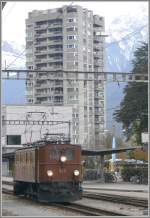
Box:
2;1;148;45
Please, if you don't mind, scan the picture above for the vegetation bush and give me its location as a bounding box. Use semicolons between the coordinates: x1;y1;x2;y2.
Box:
121;164;148;183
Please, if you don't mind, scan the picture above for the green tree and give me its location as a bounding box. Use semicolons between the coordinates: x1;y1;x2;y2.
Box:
113;42;148;145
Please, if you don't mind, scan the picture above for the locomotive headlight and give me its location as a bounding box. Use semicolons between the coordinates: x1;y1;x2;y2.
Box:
47;170;53;177
60;156;67;162
74;170;80;176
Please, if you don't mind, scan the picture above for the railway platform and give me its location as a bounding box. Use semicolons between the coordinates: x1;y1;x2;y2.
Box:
83;180;148;199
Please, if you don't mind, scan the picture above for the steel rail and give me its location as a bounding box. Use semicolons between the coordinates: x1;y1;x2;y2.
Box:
2;180;148;208
55;202;126;216
2;185;125;216
83;191;148;208
3;180;148;217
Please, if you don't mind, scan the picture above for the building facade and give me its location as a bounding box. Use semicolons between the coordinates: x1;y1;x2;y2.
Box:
25;5;105;149
2;105;73;153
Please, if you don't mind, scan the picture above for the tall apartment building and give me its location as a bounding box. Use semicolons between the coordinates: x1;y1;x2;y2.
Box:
26;5;105;149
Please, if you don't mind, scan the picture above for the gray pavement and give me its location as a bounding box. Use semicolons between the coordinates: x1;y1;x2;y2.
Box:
2;194;83;216
83;180;148;192
83;180;149;199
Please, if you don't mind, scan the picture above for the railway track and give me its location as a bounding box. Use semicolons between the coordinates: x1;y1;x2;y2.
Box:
2;185;126;216
3;180;148;208
83;191;148;208
56;203;126;216
2;180;148;216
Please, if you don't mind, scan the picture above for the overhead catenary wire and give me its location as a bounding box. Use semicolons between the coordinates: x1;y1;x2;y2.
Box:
5;49;26;69
106;24;147;48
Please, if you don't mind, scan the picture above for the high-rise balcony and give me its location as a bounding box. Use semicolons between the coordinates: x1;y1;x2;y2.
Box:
93;51;102;56
45;66;63;71
47;40;62;45
35;59;42;63
35;93;50;97
93;36;103;43
34;24;48;30
47;57;63;62
94;59;103;65
95;118;104;124
35;84;48;89
35;50;48;54
53;101;63;105
35;33;47;38
94;64;104;70
48;48;63;53
95;105;104;110
36;75;48;80
34;41;47;47
54;92;63;96
94;95;104;100
48;28;63;36
47;31;62;37
48;22;62;28
35;59;48;64
93;46;101;52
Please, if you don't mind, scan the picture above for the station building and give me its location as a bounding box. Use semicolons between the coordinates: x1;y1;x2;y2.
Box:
2;104;101;154
2;104;72;153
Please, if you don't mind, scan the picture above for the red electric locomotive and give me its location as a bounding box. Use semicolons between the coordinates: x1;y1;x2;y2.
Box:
14;137;82;202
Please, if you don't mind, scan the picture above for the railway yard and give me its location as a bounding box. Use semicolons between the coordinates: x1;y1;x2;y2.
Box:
2;177;149;216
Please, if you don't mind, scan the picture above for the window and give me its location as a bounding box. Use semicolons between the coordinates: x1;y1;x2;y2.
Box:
49;148;75;160
28;66;33;70
49;149;59;160
67;7;77;13
67;88;74;92
66;27;78;32
74;61;78;66
65;148;75;160
67;35;77;40
7;135;21;145
26;32;33;37
27;24;33;28
68;18;76;23
67;44;77;49
83;38;86;44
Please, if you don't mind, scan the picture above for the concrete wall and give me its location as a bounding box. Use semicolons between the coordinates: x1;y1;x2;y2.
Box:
2;105;73;153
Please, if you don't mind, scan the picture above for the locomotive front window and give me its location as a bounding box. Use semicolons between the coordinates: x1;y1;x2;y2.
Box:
65;148;75;160
49;148;75;160
49;149;60;160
